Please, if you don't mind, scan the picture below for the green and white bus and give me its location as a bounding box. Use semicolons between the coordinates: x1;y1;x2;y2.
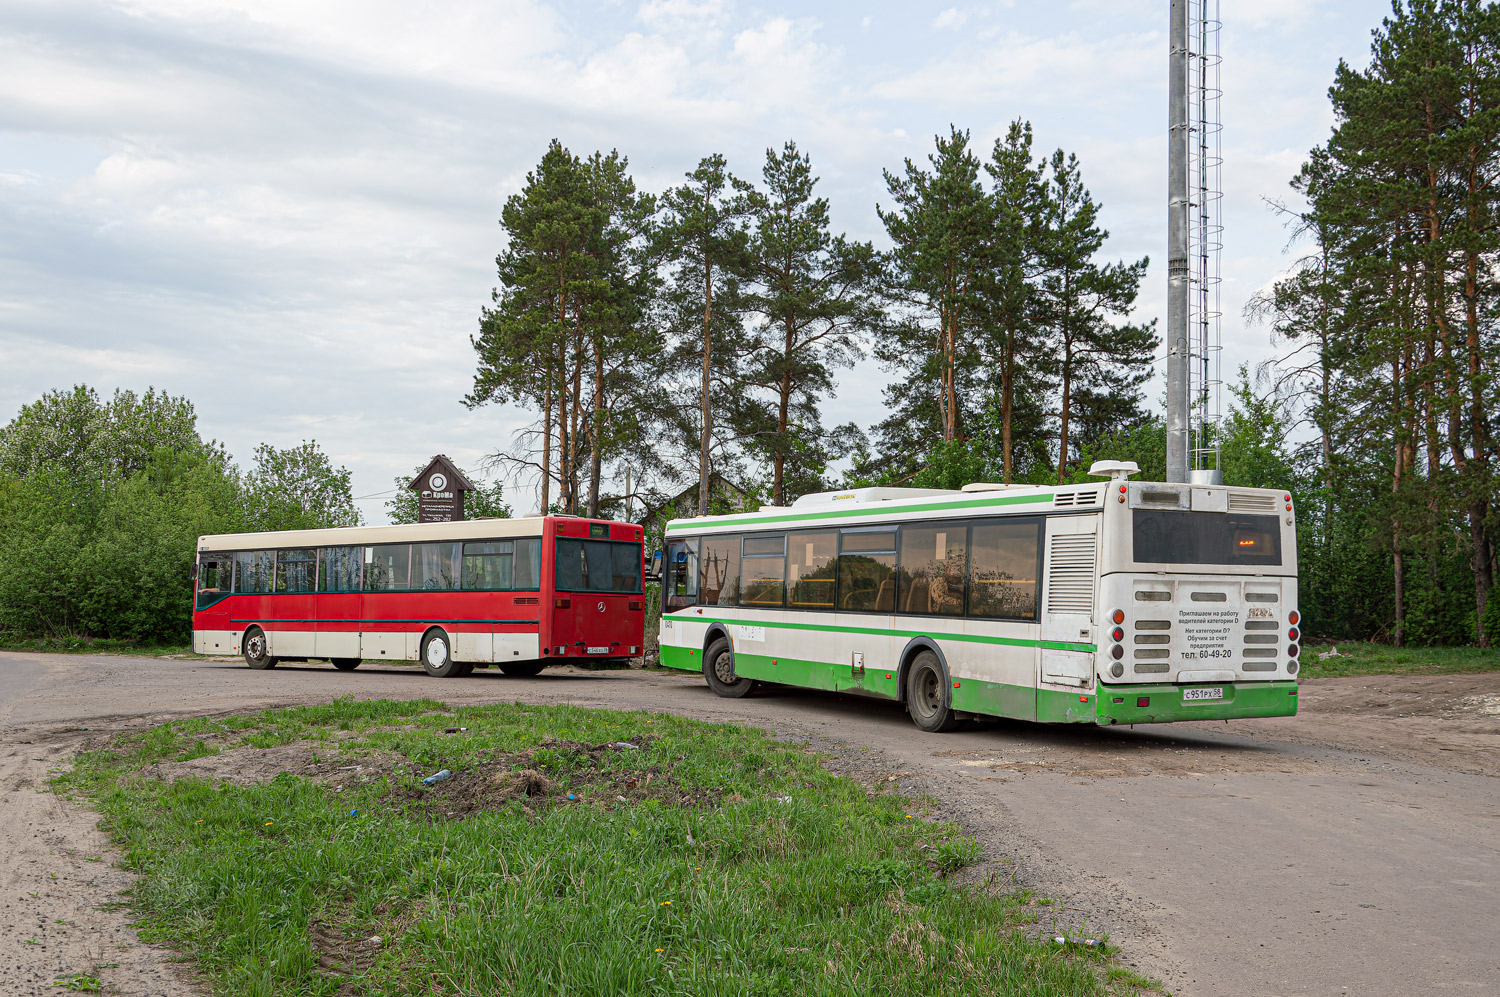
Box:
655;462;1300;731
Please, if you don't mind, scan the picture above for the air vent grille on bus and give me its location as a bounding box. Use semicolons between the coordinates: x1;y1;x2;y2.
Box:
1046;534;1097;614
1228;492;1280;513
1053;489;1100;507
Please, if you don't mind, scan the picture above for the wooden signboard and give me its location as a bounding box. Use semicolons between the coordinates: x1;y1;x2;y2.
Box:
408;455;476;523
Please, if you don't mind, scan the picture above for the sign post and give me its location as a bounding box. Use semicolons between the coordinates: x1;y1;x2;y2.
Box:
407;455;476;523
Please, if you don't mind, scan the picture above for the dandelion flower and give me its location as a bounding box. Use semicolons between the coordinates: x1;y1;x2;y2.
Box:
265;821;274;826
661;900;671;906
654;948;663;953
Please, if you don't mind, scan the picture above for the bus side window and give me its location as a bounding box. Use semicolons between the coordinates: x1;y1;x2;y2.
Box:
665;538;699;610
699;535;739;606
462;540;514;590
968;519;1042;621
196;557;227;609
275;549;316;593
897;525;966;617
787;531;837;610
233;550;273;594
739;534;786;608
364;544;410;592
838;529;897;613
514;538;541;590
320;546;362;592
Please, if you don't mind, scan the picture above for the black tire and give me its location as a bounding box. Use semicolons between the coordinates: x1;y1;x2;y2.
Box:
243;628;277;670
331;658;361;671
905;650;964;732
420;630;462;678
703;637;756;698
499;660;546;677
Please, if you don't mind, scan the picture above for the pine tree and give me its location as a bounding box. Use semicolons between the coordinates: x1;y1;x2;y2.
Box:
741;142;882;506
658;155;756;516
1031;150;1154;482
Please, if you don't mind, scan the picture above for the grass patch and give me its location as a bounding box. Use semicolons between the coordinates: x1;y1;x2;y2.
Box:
1299;641;1500;679
0;634;193;656
57;699;1159;996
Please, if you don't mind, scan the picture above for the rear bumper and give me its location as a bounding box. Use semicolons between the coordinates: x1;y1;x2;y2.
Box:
1095;680;1299;724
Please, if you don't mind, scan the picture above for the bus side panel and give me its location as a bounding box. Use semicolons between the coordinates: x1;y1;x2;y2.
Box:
659;614;708;671
314;593;361;660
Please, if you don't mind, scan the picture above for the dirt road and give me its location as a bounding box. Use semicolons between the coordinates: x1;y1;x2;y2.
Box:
2;651;1497;996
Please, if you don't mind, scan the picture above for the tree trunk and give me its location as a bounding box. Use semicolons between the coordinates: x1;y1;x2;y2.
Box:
774;323;793;507
1001;322;1016;484
1392;356;1405;648
700;259;713;518
540;373;552;513
587;337;603;518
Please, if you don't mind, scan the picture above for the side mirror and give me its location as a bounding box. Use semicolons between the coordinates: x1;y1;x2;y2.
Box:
648;550;663;582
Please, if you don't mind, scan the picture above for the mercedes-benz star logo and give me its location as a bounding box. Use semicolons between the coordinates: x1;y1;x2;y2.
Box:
596;601;606;613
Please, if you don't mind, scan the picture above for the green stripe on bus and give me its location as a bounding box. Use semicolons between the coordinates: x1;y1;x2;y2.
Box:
664;491;1055;531
662;614;1096;654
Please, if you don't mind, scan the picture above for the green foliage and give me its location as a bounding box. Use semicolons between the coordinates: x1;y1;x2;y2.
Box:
241;441;361;532
0;387;361;645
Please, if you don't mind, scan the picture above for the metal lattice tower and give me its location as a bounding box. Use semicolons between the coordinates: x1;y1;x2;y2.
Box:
1187;0;1223;481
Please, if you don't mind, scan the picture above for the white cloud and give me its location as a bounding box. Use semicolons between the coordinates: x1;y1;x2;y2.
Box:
933;8;967;31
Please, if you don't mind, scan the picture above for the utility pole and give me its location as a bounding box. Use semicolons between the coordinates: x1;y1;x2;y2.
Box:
1166;0;1190;484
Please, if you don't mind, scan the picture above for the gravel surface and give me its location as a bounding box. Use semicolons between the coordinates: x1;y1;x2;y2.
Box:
1;651;1497;996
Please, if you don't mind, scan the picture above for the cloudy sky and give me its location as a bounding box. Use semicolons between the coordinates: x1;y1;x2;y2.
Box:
0;0;1387;518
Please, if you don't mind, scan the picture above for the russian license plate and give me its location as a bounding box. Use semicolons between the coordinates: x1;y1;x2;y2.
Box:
586;646;610;655
1183;687;1224;702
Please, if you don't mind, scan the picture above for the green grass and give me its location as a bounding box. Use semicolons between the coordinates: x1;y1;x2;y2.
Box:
57;699;1160;997
0;634;195;656
1298;641;1500;679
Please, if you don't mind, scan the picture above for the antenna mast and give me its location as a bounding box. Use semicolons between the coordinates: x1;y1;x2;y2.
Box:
1165;0;1223;485
1188;0;1223;484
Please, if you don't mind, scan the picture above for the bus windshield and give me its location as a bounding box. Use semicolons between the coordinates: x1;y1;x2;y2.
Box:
1132;510;1282;566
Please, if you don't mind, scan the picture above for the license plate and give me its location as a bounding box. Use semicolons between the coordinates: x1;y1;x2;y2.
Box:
586;646;610;655
1183;687;1224;702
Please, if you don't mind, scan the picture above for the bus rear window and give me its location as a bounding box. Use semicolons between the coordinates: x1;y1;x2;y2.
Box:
1132;511;1282;566
556;539;641;594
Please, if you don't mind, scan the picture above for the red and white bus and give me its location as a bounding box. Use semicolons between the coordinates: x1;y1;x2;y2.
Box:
191;516;645;677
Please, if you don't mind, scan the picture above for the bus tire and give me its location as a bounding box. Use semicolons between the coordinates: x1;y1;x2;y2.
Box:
243;628;277;670
420;629;462;678
499;661;546;677
703;637;756;699
331;658;361;671
905;650;963;733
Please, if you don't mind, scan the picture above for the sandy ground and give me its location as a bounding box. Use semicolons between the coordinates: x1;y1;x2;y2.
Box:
1;651;1497;996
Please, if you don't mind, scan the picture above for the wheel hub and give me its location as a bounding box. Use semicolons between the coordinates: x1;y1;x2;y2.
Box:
426;640;447;667
714;652;735;684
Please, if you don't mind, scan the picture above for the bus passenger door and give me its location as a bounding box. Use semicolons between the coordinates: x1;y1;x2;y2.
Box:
1037;517;1099;713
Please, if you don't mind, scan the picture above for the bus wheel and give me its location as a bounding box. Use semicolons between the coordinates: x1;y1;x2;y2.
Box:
243;628;278;670
331;658;361;671
703;637;756;698
499;661;545;677
905;651;963;733
420;630;461;678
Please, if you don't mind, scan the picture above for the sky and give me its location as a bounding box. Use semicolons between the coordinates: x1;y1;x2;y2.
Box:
0;0;1389;519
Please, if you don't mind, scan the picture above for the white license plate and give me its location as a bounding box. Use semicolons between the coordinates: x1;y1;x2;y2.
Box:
1183;687;1224;702
586;646;610;655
